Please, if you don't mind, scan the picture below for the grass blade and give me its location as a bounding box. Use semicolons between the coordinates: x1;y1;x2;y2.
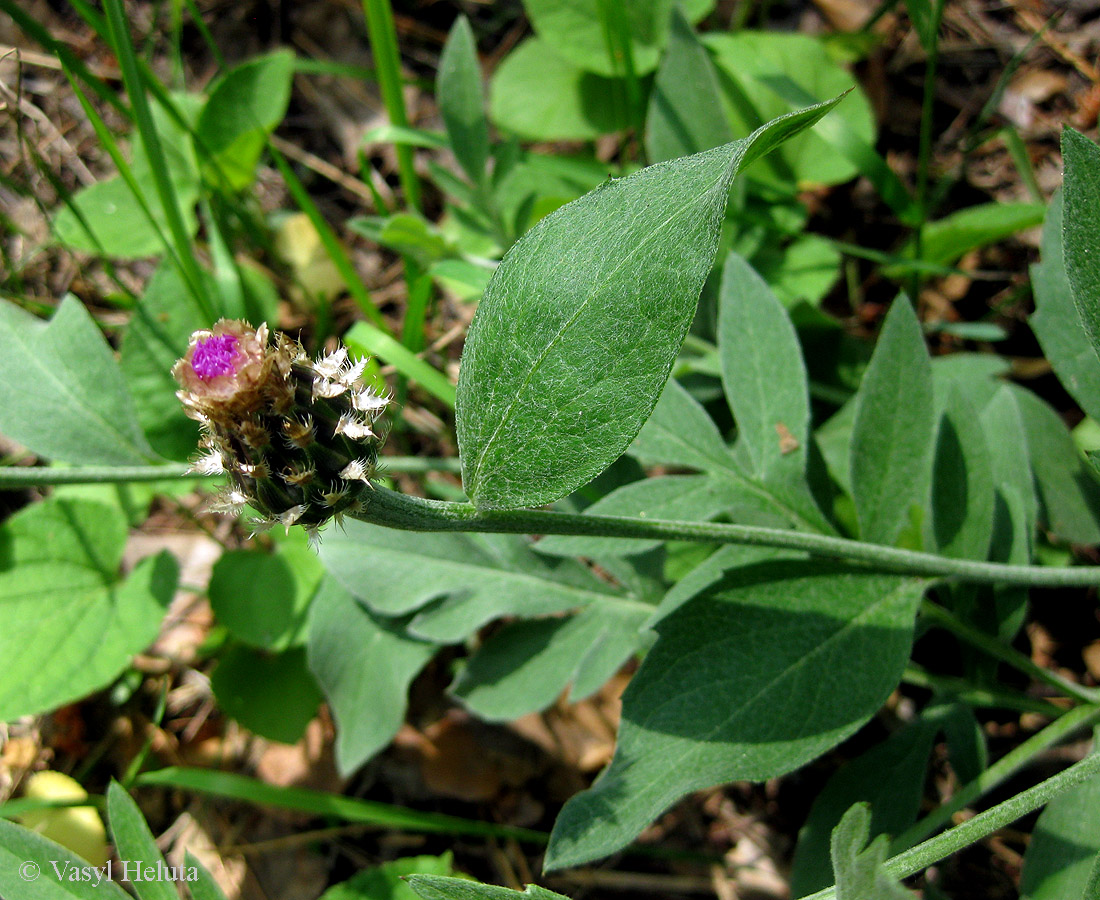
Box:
136;767;545;842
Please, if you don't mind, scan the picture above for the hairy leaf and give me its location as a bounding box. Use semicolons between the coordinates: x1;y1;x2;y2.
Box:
457;95;845;510
546;563;926;868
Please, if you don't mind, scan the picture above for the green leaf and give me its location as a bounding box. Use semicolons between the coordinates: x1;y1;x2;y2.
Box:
0;297;162;466
1012;386;1100;544
1020;760;1100;900
522;0;710;78
489;38;622;141
458;95;845;510
850;299;935;545
704;32;876;188
184;853;230;900
119;262;205;461
645;8;732;163
437;16;489;185
535;474;746;557
981;387;1036;564
208;536;321;651
196;50;295;190
629;377;735;473
830;803;915;900
106;781;177;900
1062;129;1100;364
409;877;569;900
307;578;437;775
210;644;322;745
52;174;200;257
928;382;995;559
750;233;841;310
0;817;130;898
318;520;629;642
886;202;1045;277
629;378;831;532
718;252;810;483
1032;191;1100;421
545;563;926;869
791;719;938;896
0;499;177;720
137;767;544;840
321;854;457;900
452;601;652;720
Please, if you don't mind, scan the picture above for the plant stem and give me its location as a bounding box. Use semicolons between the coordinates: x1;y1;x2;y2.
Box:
352;487;1100;588
920;601;1100;704
361;0;421;212
901;666;1068;717
910;0;945;303
0;458;462;487
890;702;1100;853
798;739;1100;900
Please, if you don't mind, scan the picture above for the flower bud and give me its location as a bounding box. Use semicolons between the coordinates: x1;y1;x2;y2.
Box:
173;320;389;538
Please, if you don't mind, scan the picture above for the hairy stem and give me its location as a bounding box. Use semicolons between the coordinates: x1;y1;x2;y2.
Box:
0;458;461;487
352;487;1100;588
799;740;1100;900
890;702;1100;853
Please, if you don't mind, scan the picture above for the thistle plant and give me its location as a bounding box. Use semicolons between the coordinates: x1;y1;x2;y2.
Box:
172;320;389;538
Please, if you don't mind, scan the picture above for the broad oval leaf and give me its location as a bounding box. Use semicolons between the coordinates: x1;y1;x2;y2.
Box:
545;562;926;869
0;498;177;720
457;95;846;510
1061;128;1100;364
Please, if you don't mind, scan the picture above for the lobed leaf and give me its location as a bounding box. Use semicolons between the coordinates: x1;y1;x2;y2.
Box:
317;519;628;642
0;297;161;467
307;579;437;775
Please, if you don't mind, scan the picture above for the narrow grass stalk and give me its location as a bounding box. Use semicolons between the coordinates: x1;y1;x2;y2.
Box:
361;0;421;211
353;487;1100;588
401;262;433;353
0;0;127;116
910;0;945;301
101;0;216;322
799;744;1100;900
343;322;458;407
266;139;389;332
138;767;545;842
890;702;1100;854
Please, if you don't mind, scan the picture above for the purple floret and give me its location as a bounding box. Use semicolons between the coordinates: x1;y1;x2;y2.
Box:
191;334;240;380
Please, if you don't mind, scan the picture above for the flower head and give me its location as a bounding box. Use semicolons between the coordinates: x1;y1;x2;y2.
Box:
173;320;389;535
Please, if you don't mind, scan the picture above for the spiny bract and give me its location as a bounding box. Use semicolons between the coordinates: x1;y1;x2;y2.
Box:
173;320;389;541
